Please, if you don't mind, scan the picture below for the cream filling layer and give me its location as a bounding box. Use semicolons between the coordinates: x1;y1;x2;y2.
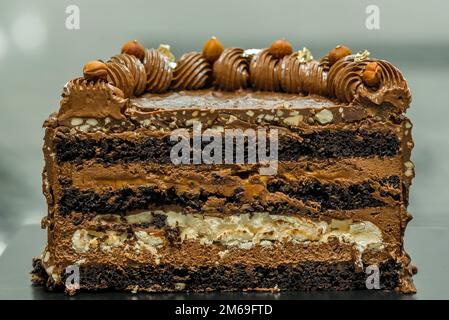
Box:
72;211;384;262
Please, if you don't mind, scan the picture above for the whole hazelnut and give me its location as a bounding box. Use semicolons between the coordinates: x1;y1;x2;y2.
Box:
202;36;224;63
269;38;293;59
328;45;352;66
362;61;382;87
83;60;108;81
121;40;145;61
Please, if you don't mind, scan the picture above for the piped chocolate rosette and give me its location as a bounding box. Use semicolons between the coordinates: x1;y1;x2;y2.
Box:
107;53;147;97
249;48;283;92
245;39;329;96
143;47;173;93
278;47;328;96
213;47;249;91
327;51;412;112
171;52;211;90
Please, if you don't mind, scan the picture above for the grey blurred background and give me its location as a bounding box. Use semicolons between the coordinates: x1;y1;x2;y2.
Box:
0;0;448;255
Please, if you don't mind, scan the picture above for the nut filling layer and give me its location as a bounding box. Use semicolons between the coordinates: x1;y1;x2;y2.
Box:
72;211;384;260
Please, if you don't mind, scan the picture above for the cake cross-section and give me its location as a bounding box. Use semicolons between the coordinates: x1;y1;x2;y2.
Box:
31;38;416;294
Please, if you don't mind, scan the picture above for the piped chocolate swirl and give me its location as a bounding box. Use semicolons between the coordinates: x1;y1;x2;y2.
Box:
327;55;412;110
171;52;211;90
105;53;150;99
143;49;173;93
213;48;249;91
249;49;282;91
279;53;328;96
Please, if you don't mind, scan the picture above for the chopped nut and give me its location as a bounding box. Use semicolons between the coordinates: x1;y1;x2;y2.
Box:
315;109;333;124
78;124;91;132
218;250;229;259
283;115;303;126
260;240;273;247
175;283;186;290
43;251;50;263
404;161;414;169
227;115;238;124
404;161;414;177
86;118;98;126
70;118;83;126
185;118;199;127
140;119;152;127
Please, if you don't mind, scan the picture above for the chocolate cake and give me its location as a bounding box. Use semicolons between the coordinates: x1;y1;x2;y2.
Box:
32;38;416;294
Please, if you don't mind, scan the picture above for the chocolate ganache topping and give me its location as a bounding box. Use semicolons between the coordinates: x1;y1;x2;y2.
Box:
327;54;411;110
249;49;282;92
171;52;211;90
144;49;173;93
279;52;328;96
106;54;146;98
213;48;249;91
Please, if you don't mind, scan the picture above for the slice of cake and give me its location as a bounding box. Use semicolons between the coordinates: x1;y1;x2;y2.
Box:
32;38;416;294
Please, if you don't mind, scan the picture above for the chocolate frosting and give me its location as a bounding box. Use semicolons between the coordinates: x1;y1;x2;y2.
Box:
57;78;127;122
319;55;331;72
249;49;282;91
279;53;328;96
327;55;412;110
108;54;146;97
144;49;173;93
171;52;211;90
213;48;249;91
58;44;412;119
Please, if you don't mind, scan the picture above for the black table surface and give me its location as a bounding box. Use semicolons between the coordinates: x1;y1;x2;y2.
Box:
0;225;448;300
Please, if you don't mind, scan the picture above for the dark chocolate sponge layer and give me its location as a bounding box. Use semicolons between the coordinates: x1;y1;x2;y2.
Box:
54;129;400;164
57;176;400;216
31;258;400;292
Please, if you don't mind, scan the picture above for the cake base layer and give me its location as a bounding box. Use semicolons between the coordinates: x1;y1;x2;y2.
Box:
31;258;401;293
